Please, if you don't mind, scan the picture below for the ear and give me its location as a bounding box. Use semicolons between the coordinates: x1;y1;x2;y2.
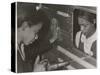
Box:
21;21;29;31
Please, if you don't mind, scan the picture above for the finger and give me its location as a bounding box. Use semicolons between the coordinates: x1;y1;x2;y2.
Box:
40;59;48;65
34;55;40;64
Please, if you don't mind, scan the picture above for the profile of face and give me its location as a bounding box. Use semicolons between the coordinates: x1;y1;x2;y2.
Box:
78;17;91;35
20;21;42;45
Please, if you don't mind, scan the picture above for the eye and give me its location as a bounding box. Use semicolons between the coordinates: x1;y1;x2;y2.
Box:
33;30;38;35
33;31;39;37
79;24;84;26
84;25;87;28
84;24;89;28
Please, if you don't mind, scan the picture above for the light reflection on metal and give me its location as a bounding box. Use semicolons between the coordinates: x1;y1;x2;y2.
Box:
57;11;71;17
36;3;42;11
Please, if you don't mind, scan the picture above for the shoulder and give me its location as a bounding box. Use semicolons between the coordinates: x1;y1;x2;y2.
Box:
76;31;82;36
91;40;97;58
91;40;97;50
75;31;82;39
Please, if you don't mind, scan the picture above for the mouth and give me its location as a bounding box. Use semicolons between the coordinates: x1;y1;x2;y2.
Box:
25;38;35;45
29;38;35;44
25;35;38;45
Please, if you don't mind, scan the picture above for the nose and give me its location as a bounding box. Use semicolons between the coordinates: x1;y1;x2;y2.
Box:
80;26;84;31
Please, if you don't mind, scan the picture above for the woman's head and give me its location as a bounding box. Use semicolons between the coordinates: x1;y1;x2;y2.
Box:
17;6;50;45
78;10;96;35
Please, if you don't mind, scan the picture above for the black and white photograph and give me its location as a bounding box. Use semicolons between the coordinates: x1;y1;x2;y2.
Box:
11;2;97;73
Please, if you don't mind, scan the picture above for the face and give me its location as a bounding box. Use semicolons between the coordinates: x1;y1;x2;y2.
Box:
22;21;42;45
78;17;91;34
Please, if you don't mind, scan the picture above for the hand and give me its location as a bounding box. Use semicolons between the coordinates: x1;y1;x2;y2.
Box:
33;56;47;72
87;51;93;56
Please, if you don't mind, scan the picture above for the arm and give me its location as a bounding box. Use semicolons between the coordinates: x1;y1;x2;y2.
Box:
91;41;97;59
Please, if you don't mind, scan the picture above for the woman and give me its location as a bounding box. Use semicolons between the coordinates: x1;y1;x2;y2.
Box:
75;11;97;58
17;4;52;72
17;2;59;72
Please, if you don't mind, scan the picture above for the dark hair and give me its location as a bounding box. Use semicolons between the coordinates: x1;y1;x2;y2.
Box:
36;9;51;41
17;7;50;27
78;10;96;24
17;4;50;41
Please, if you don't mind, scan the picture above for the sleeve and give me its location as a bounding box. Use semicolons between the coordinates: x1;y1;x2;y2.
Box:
91;40;97;59
75;31;81;48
